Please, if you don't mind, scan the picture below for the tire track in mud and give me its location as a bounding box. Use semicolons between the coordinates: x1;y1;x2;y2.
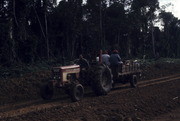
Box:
110;73;180;94
0;74;180;119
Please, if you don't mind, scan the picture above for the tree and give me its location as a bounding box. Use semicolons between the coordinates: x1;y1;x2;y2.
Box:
129;0;159;58
0;0;179;66
159;11;180;57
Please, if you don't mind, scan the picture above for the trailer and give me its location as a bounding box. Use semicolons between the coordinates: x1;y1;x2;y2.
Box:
111;60;141;88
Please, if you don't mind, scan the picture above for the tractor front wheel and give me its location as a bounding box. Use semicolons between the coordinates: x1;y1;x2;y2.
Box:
70;83;84;102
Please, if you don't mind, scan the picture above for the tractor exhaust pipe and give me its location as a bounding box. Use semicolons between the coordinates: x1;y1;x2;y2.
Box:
99;50;102;64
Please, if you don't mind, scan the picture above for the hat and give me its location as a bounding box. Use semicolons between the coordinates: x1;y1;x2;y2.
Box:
113;50;119;54
103;50;108;54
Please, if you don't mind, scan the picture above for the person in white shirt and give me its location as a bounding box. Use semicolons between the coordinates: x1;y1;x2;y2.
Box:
102;50;110;66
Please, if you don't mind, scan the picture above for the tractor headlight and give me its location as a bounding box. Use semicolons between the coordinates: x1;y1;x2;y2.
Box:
67;74;71;80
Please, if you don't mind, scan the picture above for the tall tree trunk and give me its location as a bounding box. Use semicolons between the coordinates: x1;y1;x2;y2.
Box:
99;0;103;49
117;30;120;46
45;12;50;59
10;18;16;63
33;6;50;59
11;1;17;63
151;25;156;57
33;7;46;42
151;16;156;57
127;35;131;58
13;0;18;27
71;38;76;59
66;29;70;59
43;0;50;59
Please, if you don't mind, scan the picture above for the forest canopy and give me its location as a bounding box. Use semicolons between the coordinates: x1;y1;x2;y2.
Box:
0;0;180;65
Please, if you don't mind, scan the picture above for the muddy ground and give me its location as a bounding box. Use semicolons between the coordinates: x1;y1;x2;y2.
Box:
0;59;180;121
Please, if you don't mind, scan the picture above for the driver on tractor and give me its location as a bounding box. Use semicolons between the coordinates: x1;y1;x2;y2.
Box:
76;54;90;69
76;54;90;82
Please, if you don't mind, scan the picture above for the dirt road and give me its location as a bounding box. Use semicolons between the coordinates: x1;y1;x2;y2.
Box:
151;108;180;121
0;74;179;121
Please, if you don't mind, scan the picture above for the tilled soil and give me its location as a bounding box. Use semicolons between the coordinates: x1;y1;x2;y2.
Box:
151;108;180;121
0;62;179;105
0;77;179;121
0;62;180;121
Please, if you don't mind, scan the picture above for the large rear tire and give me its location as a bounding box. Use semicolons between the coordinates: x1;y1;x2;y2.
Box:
40;83;54;100
90;65;112;96
70;83;84;102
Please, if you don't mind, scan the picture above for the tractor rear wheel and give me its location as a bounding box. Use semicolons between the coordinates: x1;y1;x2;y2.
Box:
40;83;54;100
90;65;112;96
70;83;84;102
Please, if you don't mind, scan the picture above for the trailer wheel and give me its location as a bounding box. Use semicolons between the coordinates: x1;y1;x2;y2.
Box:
130;75;137;88
70;83;84;102
40;83;54;100
90;65;112;96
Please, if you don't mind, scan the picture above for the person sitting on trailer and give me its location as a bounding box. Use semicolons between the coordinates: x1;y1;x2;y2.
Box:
109;50;121;65
102;50;110;66
110;50;122;80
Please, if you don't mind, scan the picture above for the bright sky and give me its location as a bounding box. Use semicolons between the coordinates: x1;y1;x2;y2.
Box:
57;0;180;19
160;0;180;19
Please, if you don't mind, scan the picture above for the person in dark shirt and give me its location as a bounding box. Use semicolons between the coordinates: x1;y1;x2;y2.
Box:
77;54;90;69
76;54;90;82
110;50;122;80
109;50;121;66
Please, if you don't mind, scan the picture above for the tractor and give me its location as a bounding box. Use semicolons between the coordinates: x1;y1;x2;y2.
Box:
40;53;141;102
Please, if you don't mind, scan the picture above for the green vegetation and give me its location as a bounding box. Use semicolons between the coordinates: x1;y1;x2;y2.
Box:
0;0;180;66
